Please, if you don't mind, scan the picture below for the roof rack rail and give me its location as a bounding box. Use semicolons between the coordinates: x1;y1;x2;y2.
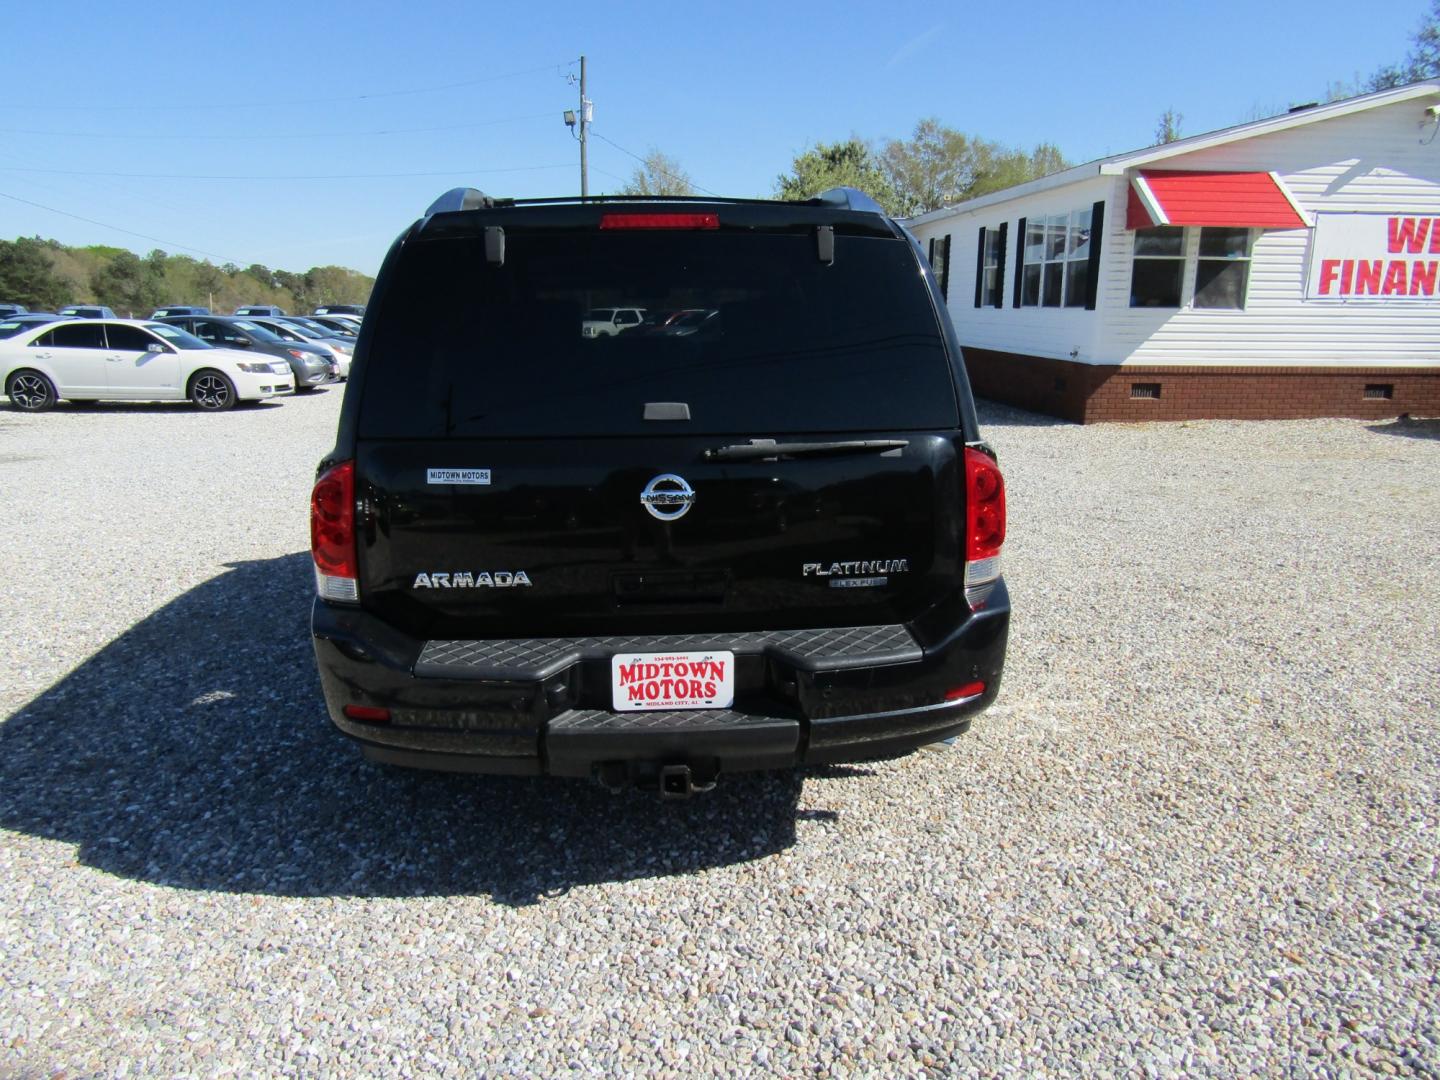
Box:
806;187;889;216
425;187;503;215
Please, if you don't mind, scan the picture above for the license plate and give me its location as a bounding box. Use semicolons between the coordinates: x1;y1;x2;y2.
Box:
611;651;734;711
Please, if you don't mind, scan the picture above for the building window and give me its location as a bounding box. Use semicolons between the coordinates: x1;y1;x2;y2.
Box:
1194;227;1252;309
982;227;1005;306
1021;209;1092;308
1129;226;1185;307
928;235;951;300
1064;208;1092;308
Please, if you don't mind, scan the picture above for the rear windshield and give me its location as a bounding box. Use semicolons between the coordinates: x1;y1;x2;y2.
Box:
359;230;956;438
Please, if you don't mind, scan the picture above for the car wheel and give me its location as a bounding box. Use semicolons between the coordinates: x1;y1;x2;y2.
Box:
6;370;57;412
189;370;237;411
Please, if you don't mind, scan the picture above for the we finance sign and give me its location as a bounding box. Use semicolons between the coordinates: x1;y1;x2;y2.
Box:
1305;212;1440;300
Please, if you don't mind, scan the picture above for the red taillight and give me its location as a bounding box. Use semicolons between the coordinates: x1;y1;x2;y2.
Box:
599;212;719;230
963;448;1006;609
964;448;1006;559
311;460;358;602
945;681;986;701
343;705;390;723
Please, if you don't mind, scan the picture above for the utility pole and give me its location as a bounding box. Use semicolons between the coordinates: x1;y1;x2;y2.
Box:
579;55;590;198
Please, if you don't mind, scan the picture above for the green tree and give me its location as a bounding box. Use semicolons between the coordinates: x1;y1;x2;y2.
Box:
879;119;975;217
875;120;1070;215
619;149;695;196
968;142;1069;199
1367;0;1440;88
0;238;69;309
1155;108;1184;144
91;251;165;315
775;139;897;213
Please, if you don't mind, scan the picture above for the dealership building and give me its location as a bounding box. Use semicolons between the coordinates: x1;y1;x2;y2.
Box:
908;81;1440;422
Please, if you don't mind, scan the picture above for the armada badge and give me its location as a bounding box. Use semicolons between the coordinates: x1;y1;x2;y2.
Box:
640;473;695;521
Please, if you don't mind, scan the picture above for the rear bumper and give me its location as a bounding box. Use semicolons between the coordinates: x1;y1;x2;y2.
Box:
311;583;1009;780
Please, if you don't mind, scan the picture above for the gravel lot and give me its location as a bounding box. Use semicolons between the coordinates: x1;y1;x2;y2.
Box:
1;388;1437;1077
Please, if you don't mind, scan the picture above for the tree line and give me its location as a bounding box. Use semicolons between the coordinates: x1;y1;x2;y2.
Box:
621;119;1069;218
0;237;375;316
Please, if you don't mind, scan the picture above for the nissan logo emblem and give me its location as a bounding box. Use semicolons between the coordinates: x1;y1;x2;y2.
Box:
640;473;695;521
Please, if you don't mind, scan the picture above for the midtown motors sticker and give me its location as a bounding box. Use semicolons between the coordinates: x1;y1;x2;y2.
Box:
426;468;491;485
1306;213;1440;300
611;651;735;711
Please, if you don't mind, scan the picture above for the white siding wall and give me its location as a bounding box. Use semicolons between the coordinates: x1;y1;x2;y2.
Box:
912;176;1113;363
913;97;1440;368
1103;99;1440;366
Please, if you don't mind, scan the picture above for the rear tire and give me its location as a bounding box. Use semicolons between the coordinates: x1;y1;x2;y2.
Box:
6;370;57;412
189;370;237;411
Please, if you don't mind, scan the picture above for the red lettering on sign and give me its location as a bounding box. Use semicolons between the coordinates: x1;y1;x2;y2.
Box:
1431;220;1440;254
1387;217;1432;254
1382;260;1408;295
627;683;644;701
704;681;718;698
1318;259;1340;295
1353;260;1382;295
1411;261;1438;296
1340;259;1354;295
618;662;639;685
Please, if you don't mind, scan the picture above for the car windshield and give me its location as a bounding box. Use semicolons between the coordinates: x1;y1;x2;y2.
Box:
145;323;211;349
230;320;282;342
360;229;957;438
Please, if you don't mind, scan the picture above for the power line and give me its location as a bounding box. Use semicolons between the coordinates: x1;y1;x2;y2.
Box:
0;112;557;141
0;189;240;263
9;61;579;112
588;130;721;197
0;163;576;181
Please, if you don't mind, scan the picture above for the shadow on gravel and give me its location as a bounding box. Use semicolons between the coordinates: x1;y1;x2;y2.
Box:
0;553;807;906
1367;416;1440;440
972;398;1073;428
53;400;290;413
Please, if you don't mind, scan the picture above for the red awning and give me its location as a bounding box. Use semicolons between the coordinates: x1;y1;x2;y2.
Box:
1126;170;1309;230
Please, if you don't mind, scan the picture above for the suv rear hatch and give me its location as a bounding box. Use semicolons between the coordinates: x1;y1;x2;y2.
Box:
352;205;966;642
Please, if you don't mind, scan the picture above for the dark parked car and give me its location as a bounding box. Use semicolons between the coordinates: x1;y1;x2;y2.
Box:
310;186;1009;795
150;305;210;317
0;313;69;339
313;304;365;316
305;314;359;337
0;302;28;318
234;305;286;317
58;305;117;319
156;315;335;391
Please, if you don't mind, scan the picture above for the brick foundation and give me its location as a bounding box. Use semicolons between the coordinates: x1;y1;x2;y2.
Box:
960;347;1440;424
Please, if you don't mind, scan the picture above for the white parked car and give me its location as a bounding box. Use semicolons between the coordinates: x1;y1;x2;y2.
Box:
581;307;646;338
0;319;294;412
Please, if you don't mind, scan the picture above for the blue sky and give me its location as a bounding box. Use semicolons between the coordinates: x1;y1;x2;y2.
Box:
0;0;1423;275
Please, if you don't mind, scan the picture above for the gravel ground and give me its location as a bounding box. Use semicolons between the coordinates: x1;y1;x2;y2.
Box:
1;389;1437;1077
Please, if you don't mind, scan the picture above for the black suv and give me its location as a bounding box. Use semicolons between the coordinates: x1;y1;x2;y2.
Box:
310;187;1009;795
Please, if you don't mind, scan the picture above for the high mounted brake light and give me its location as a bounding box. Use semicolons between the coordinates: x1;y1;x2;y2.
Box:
311;460;359;603
963;447;1006;610
599;213;720;230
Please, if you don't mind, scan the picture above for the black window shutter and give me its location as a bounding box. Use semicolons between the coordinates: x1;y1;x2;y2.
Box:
1085;200;1105;310
1013;216;1026;308
973;227;986;308
993;222;1008;308
928;236;937;266
941;234;952;299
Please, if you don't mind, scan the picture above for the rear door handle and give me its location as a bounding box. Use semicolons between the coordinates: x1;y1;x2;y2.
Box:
106;354;126;362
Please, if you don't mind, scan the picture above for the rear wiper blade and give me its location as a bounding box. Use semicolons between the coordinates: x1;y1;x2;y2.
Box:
702;438;909;462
